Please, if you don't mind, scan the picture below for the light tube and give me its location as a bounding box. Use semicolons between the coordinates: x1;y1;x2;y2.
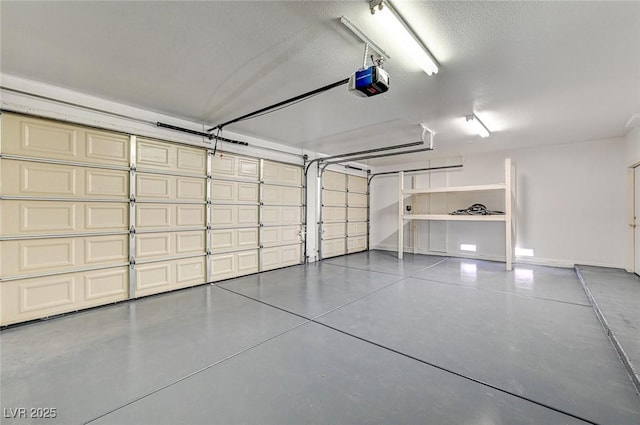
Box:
465;114;491;138
371;1;439;75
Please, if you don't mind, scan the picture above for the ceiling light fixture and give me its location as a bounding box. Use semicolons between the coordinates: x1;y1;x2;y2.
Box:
465;113;491;138
369;0;439;75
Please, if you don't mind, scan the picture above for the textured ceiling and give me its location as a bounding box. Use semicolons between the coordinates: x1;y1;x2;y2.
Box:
1;1;639;164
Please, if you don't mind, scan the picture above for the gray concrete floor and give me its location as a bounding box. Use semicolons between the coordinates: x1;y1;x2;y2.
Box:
1;250;639;424
576;265;640;393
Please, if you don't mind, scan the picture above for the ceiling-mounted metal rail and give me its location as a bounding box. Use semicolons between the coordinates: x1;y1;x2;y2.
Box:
208;78;350;133
322;146;433;166
368;164;463;183
156;122;248;145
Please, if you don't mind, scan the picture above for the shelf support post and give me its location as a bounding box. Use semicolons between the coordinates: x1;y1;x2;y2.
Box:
505;158;513;271
398;171;404;259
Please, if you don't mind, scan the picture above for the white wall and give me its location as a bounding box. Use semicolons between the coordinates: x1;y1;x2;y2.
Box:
626;127;640;166
372;137;628;268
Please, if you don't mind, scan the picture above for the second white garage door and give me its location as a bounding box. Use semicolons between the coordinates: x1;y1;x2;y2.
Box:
320;170;368;259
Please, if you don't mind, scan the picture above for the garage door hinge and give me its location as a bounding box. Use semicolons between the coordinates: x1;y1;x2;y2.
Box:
206;249;211;256
129;257;136;267
129;225;136;234
129;195;136;204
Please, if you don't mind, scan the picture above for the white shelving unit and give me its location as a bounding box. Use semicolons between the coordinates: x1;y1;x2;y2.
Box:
398;158;515;270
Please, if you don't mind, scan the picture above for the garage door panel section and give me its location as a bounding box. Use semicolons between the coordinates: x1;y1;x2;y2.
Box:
2;160;129;199
262;185;302;205
1;267;129;326
348;175;367;193
348;221;368;236
348;236;368;253
262;245;301;271
322;171;346;191
135;257;206;297
136;204;205;229
322;238;346;258
262;161;301;186
1;200;128;236
136;138;206;175
209;250;259;282
1;113;130;166
1;235;128;277
261;226;302;247
211;180;259;204
212;153;259;181
136;174;205;201
136;231;205;261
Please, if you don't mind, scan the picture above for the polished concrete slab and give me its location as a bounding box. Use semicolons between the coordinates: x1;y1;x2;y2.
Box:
412;256;592;305
576;265;640;392
91;323;588;425
218;261;404;318
2;251;639;425
0;286;305;425
317;277;640;424
323;249;445;276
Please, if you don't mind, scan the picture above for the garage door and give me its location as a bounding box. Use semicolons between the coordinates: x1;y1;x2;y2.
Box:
0;113;131;325
261;160;303;271
0;113;304;325
320;170;368;259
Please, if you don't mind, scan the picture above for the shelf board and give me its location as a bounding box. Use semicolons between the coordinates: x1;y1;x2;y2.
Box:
403;183;506;194
403;214;506;222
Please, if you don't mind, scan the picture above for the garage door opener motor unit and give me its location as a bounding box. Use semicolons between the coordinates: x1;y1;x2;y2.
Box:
349;65;389;97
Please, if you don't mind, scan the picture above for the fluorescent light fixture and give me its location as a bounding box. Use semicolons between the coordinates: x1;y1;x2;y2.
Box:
370;0;439;75
465;113;491;138
460;244;477;252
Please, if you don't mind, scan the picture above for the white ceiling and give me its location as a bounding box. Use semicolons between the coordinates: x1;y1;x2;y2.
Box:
1;1;639;164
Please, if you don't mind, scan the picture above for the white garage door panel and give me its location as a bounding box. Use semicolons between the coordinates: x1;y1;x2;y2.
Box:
135;257;205;297
322;223;346;239
262;161;301;186
2;235;128;277
348;208;368;222
348;236;368;253
1;113;130;166
210;250;259;281
136;138;206;175
136;204;205;229
210;228;259;253
212;153;259;180
1;201;128;236
136;173;205;201
210;253;235;281
261;206;301;225
323;171;346;191
2;160;128;199
0;267;128;326
237;250;259;275
261;226;302;246
211;205;258;227
136;231;205;260
262;185;302;205
211;180;259;203
321;238;346;258
322;190;346;206
262;245;301;271
322;207;346;223
348;192;368;207
348;176;367;193
347;221;368;236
